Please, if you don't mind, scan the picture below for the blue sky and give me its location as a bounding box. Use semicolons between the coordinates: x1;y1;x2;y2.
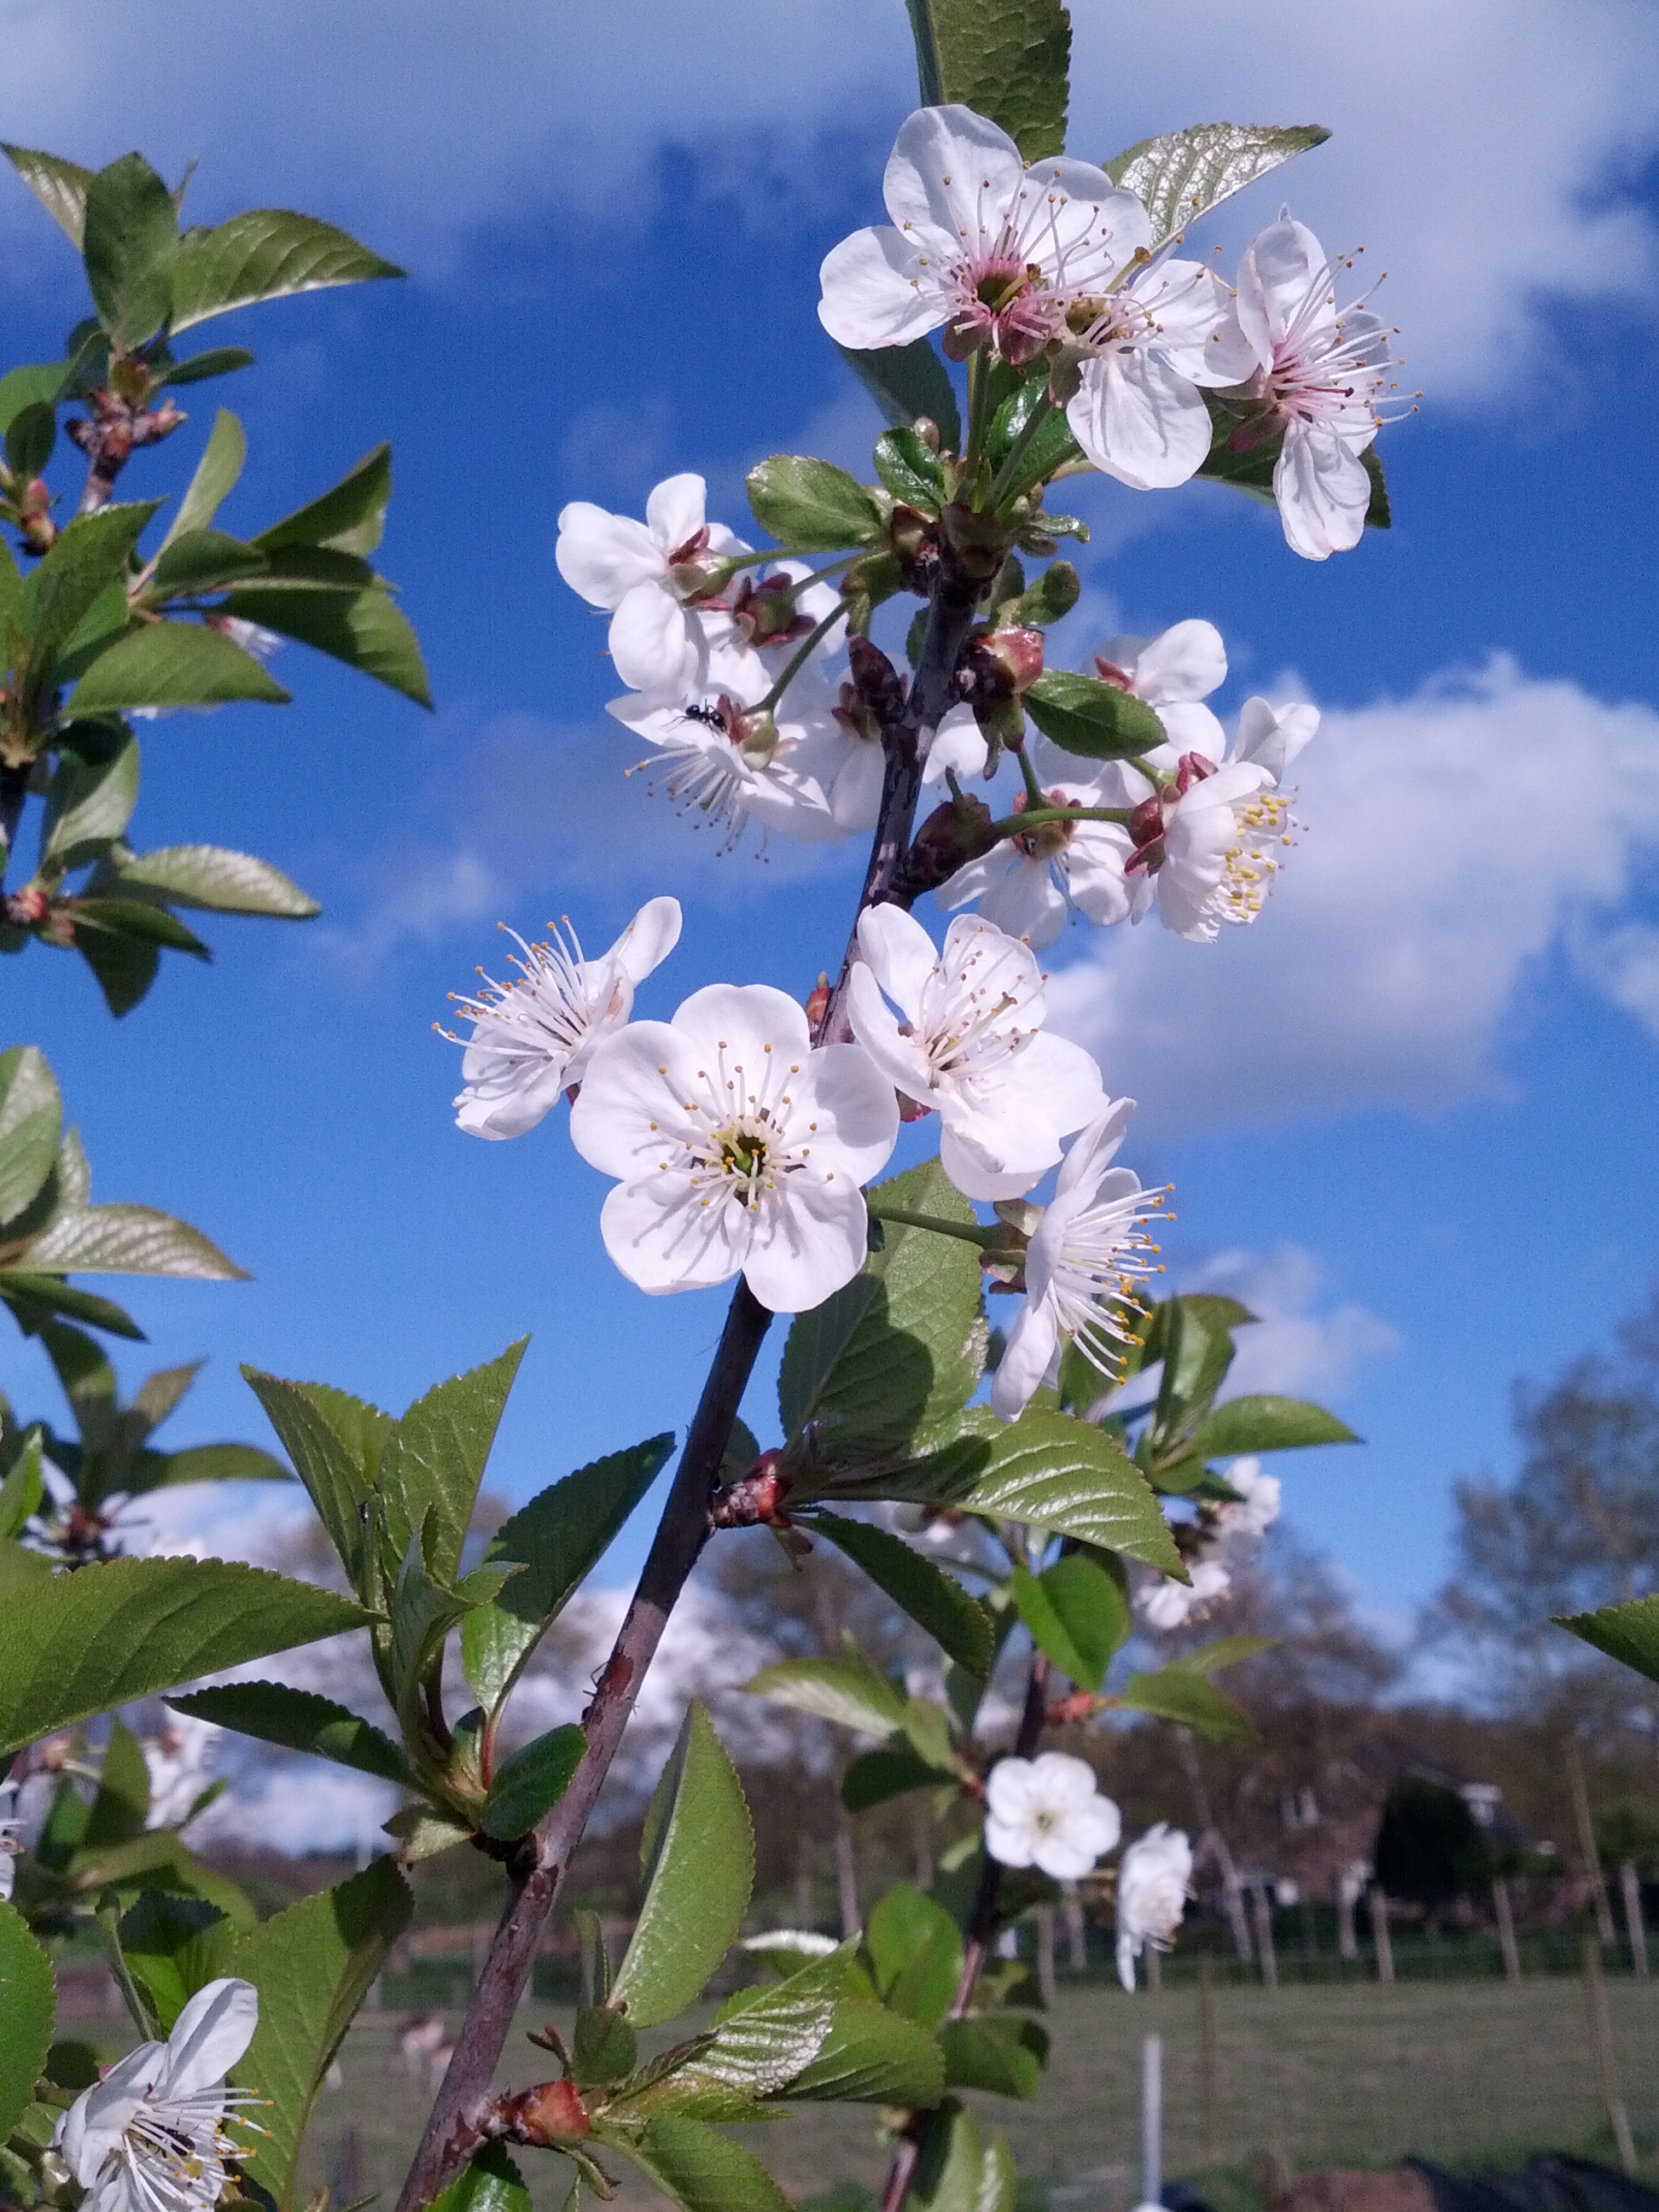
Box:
5;0;1659;1635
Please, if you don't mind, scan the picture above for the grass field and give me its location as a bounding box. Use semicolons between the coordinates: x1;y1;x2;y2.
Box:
281;1975;1659;2212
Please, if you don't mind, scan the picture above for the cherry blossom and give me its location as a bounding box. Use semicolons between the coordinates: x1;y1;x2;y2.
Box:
556;474;744;701
1215;1457;1282;1540
56;1978;262;2212
1234;694;1320;783
846;905;1103;1200
985;1751;1122;1879
143;1715;221;1830
937;783;1132;949
818;106;1143;363
991;1102;1167;1419
1115;1823;1192;1989
446;898;683;1141
568;983;899;1312
1221;215;1401;561
1136;1557;1232;1632
1062;259;1254;490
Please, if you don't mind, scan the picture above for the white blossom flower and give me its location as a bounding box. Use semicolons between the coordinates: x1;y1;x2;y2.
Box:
818;105;1142;364
846;905;1103;1200
985;1752;1121;1880
1032;621;1230;792
1116;1823;1192;1989
1214;1457;1281;1540
445;897;683;1141
56;1977;261;2212
991;1102;1166;1420
556;474;745;701
568;982;899;1312
0;1782;20;1904
923;704;992;787
1135;1557;1232;1632
1233;694;1320;784
143;1716;222;1831
1221;216;1403;561
1062;259;1254;490
937;783;1132;949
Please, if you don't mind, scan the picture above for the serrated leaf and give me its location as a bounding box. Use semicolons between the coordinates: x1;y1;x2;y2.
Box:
626;2115;792;2212
429;2145;532;2212
1010;1552;1129;1692
118;1891;232;2034
161;410;247;547
613;1704;754;2029
463;1434;672;1712
0;1047;63;1227
1105;124;1331;253
113;845;319;917
241;1372;390;1592
1024;670;1166;760
223;576;431;706
480;1724;585;1840
868;1882;962;2030
841;1743;944;1813
0;1556;370;1758
2;144;95;247
374;1339;526;1589
746;1645;909;1739
1116;1665;1255;1743
937;2015;1045;2099
170;210;404;334
154;347;255;390
253;445;393;559
0;1435;44;1540
83;154;178;351
789;1997;947;2104
1191;1394;1361;1456
83;1716;149;1848
1558;1594;1659;1685
130;1441;290;1492
26;502;162;681
873;427;949;510
168;1681;416;1788
0;1901;55;2139
839;340;962;453
809;1512;992;1675
626;1981;834;2112
40;735;140;870
68;898;212;958
905;0;1070;161
69;622;290;713
20;1204;246;1279
747;455;888;552
229;1859;412;2209
147;528;270;599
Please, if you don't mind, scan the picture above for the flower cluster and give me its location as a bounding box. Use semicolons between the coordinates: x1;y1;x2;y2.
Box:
1136;1455;1282;1628
1115;1821;1194;1989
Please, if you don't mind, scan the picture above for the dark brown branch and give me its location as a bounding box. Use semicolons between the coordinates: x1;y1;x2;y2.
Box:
395;549;988;2212
0;764;32;881
66;392;184;516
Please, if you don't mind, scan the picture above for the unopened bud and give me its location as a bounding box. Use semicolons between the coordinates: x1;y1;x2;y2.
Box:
887;501;937;586
498;2080;591;2146
914;416;942;453
710;1449;793;1529
804;972;831;1031
902;795;996;894
940;501;1013;583
962;625;1044;702
108;353;152;405
847;634;906;721
3;885;50;928
731;572;812;647
730;703;778;764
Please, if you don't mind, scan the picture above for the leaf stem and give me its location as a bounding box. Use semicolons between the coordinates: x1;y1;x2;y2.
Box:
758;602;848;713
864;1196;997;1249
986;389;1056;509
983;802;1136;841
1016;743;1046;809
963;354;992;484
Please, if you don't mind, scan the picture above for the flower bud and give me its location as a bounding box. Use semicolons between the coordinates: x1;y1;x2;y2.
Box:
914;416;942;454
940;501;1013;583
731;572;813;647
902;795;996;894
498;2080;591;2146
963;625;1044;701
847;634;906;723
728;702;778;765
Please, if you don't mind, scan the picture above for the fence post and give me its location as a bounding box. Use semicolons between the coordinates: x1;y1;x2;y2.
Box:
1250;1884;1278;1990
1493;1877;1522;1984
1037;1905;1057;2008
1199;1959;1220;2168
1336;1869;1359;1963
1062;1881;1088;1970
1139;2033;1163;2211
1621;1860;1649;1981
1583;1934;1637;2174
1146;1939;1163;1992
834;1808;860;1938
1369;1886;1394;1983
1566;1738;1616;1947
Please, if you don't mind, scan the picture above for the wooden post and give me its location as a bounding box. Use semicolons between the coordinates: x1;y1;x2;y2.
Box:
1583;1934;1637;2174
1062;1882;1088;1970
1493;1877;1522;1984
1369;1886;1394;1983
1199;1959;1220;2168
1036;1905;1057;2008
1251;1884;1278;1990
1566;1738;1617;1945
1336;1869;1359;1962
1140;2034;1164;2210
1621;1860;1649;1980
794;1826;815;1930
1146;1940;1163;1992
834;1809;860;1938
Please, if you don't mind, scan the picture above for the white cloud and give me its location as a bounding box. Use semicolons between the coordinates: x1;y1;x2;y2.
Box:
1185;1244;1401;1401
0;0;1655;402
1042;655;1659;1131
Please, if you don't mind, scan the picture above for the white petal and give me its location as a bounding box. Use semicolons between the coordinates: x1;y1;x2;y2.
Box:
804;1041;903;1182
847;963;936;1103
455;1057;570;1140
991;1295;1058;1419
1235;696;1319;782
608;580;695;697
1273;422;1371;561
940;1107;1062;1202
742;1173;871;1313
1009;1032;1107;1137
883;104;1025;246
984;1755;1039;1821
818;226;947;350
608;895;684;986
1063;824;1132;927
555;504;663;608
601;1173;745;1295
161;1977;259;2098
1054;1099;1136;1201
923;704;989;784
1125;261;1245;381
1131;620;1225;707
984;1810;1038;1869
1243;216;1336;352
568;1021;695;1179
975;856;1068;947
829;738;886;831
61;2050;164;2186
1117;1934;1138;1991
1068;349;1214;491
857;902;940;1018
673;981;812;1065
1156;701;1226;760
643;474;707;554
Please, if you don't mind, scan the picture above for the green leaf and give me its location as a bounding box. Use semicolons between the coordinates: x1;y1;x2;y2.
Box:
171;211;404;335
147;528;271;599
118;1891;232;2034
68;899;212;959
162;410;248;546
613;1704;754;2029
229;1859;412;2209
841;1744;946;1813
2;144;95;247
627;2115;792;2212
113;845;319;918
480;1724;585;1840
74;918;161;1018
746;456;888;552
154;347;255;390
222;577;431;707
809;1513;992;1676
0;1048;63;1227
904;0;1070;161
40;736;141;870
26;503;162;679
0;1557;370;1758
868;1882;963;2029
639;1975;835;2107
1145;1296;1237;1470
1010;1552;1129;1692
1105;124;1331;252
911;2102;1013;2212
1162;1633;1272;1677
839;340;962;453
428;2145;533;2212
0;1275;145;1339
83;154;178;351
937;2015;1045;2099
69;622;290;714
20;1203;246;1279
0;364;70;441
746;1644;909;1739
462;1433;672;1712
253;445;393;559
375;1339;527;1589
0;1901;55;2139
1024;670;1166;760
1558;1594;1659;1685
1116;1666;1255;1744
6;400;55;484
83;1716;150;1848
168;1681;416;1788
573;2002;637;2087
789;1998;947;2104
1191;1394;1361;1456
241;1372;390;1592
873;428;949;511
782;1158;986;1461
0;1436;44;1541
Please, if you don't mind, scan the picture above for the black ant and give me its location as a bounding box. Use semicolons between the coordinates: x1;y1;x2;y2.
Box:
681;701;728;731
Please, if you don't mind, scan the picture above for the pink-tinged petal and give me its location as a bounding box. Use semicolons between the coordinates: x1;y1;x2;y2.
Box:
1068;349;1214;490
1038;173;1151;286
883;104;1025;244
742;1171;871;1312
644;474;707;553
601;1174;745;1295
1055;1099;1136;1201
568;1022;697;1179
847;963;935;1103
1131;619;1225;706
805;1041;902;1180
1274;422;1371;561
555;504;663;608
455;1057;570;1141
608;580;695;697
160;1977;259;2098
608;895;684;987
923;703;989;784
1236;696;1319;782
818;226;946;350
1201;306;1261;386
991;1295;1059;1419
858;901;940;1017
